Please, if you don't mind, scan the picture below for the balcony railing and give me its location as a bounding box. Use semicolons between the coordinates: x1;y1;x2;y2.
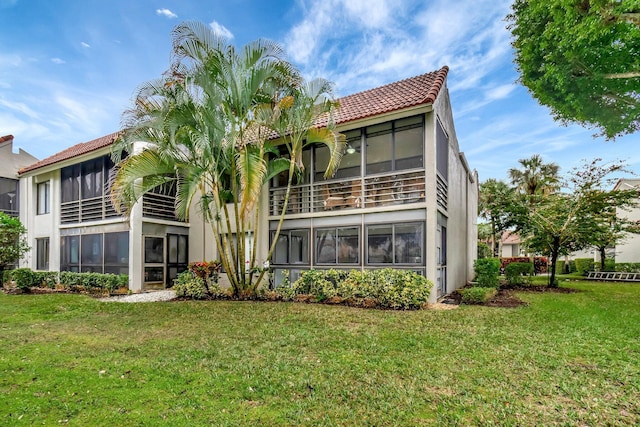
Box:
143;192;181;221
269;170;425;216
61;196;120;224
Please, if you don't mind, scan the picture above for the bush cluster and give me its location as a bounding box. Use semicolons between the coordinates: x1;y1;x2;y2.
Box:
173;270;227;300
2;268;127;294
461;287;497;304
505;262;533;286
474;258;500;288
267;268;433;310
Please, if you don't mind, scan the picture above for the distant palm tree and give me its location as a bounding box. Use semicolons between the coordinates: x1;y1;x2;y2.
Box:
508;154;560;197
111;21;344;296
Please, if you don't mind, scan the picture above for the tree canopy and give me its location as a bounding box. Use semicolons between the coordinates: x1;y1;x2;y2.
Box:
0;212;29;273
111;21;344;296
507;0;640;139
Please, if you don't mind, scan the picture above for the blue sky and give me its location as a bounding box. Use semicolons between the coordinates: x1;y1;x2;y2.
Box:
1;0;638;182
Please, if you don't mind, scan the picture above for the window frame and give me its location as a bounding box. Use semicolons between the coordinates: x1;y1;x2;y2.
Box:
37;181;50;215
365;221;424;266
315;226;360;265
36;237;50;270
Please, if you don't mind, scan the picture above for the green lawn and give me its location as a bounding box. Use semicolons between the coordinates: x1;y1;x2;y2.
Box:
2;281;639;426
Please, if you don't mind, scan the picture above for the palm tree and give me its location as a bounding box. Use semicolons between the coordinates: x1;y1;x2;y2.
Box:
508;154;560;197
111;21;344;296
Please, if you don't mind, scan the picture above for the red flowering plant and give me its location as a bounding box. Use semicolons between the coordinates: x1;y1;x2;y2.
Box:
188;261;222;282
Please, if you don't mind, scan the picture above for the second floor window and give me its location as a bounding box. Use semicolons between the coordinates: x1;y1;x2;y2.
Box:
37;181;50;214
61;155;115;203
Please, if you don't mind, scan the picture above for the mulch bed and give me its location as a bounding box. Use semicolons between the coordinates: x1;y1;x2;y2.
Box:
446;283;579;308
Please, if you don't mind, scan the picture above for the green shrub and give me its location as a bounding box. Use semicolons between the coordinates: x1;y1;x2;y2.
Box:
575;258;594;275
292;269;337;302
290;268;433;309
474;258;500;288
173;271;226;299
461;286;498;304
505;262;533;286
615;263;640;273
58;271;128;294
34;271;58;289
10;268;39;291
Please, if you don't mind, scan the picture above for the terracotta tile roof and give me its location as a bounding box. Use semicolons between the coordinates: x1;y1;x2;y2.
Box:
1;134;15;144
19;132;119;174
315;66;449;128
501;231;521;245
18;66;449;174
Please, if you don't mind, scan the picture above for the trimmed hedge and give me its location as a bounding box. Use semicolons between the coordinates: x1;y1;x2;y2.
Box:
3;268;127;294
505;262;533;286
268;268;433;310
575;258;594;275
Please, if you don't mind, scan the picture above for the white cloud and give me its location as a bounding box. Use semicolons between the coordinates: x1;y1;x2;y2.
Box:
209;21;234;39
51;57;66;64
156;8;177;19
81;42;91;48
0;98;40;119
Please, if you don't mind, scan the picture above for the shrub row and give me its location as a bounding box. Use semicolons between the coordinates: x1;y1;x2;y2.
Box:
2;268;128;294
267;268;433;310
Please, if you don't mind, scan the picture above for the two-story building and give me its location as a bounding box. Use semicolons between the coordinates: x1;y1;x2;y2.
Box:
1;135;38;217
19;66;478;301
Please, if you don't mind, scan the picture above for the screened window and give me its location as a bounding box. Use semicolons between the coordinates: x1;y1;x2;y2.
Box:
0;177;19;215
272;229;309;265
81;234;103;272
60;236;80;272
366;222;423;265
316;227;359;264
145;237;164;264
436;121;449;180
365;115;423;175
37;181;50;215
335;129;362;179
104;232;129;275
36;238;49;270
61;164;80;203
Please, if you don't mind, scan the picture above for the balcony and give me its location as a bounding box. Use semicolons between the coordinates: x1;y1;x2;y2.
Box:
269;170;425;216
142;192;181;222
61;196;120;224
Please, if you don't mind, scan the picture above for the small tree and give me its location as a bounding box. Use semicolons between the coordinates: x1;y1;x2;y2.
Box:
521;159;637;286
479;179;515;256
0;212;29;276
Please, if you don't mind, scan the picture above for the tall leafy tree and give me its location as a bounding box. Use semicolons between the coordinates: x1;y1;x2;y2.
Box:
478;178;515;256
522;159;637;286
111;21;344;296
507;0;640;138
0;212;29;275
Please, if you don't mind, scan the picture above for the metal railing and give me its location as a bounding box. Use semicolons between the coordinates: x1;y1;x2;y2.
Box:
269;170;426;216
60;196;120;224
143;192;181;221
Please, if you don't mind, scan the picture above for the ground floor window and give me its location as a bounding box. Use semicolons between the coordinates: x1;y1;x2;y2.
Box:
272;229;310;265
60;232;129;274
36;238;50;270
366;222;423;265
316;227;359;265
